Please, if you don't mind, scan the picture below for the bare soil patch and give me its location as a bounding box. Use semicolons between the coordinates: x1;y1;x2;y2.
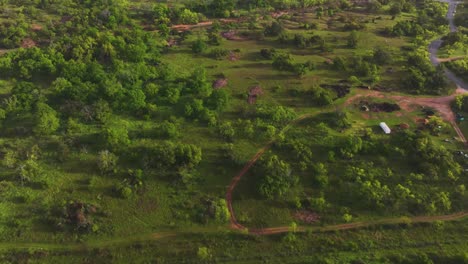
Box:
361;113;371;119
322;83;351;98
213;78;228;89
359;100;401;112
221;31;249;41
31;24;43;31
294;210;320;224
21;38;36;48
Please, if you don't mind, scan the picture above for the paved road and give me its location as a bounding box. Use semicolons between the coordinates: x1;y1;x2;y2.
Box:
429;0;468;90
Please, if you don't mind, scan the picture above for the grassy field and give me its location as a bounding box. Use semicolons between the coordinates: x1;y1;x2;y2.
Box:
3;217;468;263
0;0;466;262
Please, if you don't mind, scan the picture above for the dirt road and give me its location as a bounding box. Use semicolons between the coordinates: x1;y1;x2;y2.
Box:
171;18;241;32
226;143;273;230
225;110;468;235
437;56;467;63
345;89;468;143
226;114;313;232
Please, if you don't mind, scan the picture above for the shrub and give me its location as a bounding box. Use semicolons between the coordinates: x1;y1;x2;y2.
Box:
97;150;118;175
210;48;229;60
191;39;207;54
264;21;284;36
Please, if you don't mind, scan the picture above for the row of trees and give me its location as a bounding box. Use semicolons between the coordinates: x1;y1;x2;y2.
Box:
404;48;448;94
257;115;465;216
385;0;448;37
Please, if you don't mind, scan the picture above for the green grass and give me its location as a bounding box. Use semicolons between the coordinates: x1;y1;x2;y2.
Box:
3;217;468;263
0;1;465;262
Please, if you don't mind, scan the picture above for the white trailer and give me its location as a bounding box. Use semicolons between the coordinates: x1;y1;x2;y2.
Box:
380;122;391;134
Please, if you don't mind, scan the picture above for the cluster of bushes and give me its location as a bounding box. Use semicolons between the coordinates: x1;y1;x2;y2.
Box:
254;154;298;200
384;0;448;37
387;20;424;37
404;49;448;94
331;53;383;84
446;58;468;82
289;85;335;106
259;49;316;76
0;21;29;48
0;0;238;234
275;32;332;53
271;115;465;216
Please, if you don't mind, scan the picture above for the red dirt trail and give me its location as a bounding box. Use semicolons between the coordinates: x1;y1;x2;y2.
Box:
437;56;467;63
226;90;468;235
171;18;240;32
226;142;273;230
345;88;468;144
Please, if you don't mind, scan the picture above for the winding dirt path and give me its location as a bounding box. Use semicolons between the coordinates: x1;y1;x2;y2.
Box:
226;114;313;232
225;108;467;235
225;112;468;235
226;143;273;230
171;18;242;32
437;56;467;63
226;0;468;233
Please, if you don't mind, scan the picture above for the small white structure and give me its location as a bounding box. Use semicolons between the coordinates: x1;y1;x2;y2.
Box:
380;122;391;134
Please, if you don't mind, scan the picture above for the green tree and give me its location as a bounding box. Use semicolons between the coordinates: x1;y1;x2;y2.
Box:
329;110;351;130
340;135;363;159
257;155;297;200
125;89;146;112
33;102;60;136
159;120;180;139
264;21;284;37
116;183;132;199
214;199;230;223
179;9;199;24
272;53;295;72
103;124;131;151
218;121;235;141
389;3;402;17
426;116;447;135
187;68;212;97
191;39;207;54
347;31;359;48
197;247;211;260
289;221;298;232
309;85;333;106
262;125;275;140
97;150;118;175
343;213;353;223
184;98;205;118
367;0;382;12
310;195;328;212
372;46;392;65
152;3;170;24
435;192;451;212
93;100;112;124
10;81;38;111
18;159;43;185
2;149;17;169
208;89;230;112
175;143;202;168
313;163;328;188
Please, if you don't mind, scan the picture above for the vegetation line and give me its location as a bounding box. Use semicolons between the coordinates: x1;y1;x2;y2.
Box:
1;212;467;251
226;0;468;233
225;111;468;235
0;232;176;251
